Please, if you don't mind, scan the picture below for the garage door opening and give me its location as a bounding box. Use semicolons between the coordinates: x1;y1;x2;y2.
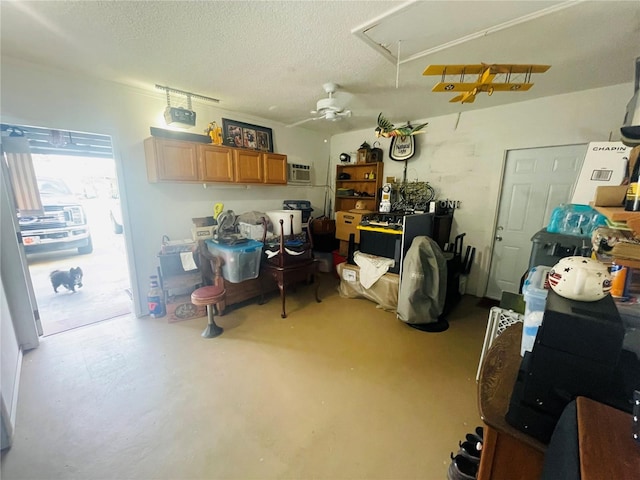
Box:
3;124;132;336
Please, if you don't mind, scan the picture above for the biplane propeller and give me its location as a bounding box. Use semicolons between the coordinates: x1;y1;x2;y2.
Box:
423;63;550;104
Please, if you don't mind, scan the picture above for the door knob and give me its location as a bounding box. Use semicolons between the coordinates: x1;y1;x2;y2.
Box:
495;235;503;241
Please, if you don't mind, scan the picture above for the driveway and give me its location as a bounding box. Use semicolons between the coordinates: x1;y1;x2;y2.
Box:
26;198;132;336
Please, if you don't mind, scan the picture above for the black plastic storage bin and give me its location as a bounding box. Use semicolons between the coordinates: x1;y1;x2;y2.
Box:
528;229;592;270
283;200;313;224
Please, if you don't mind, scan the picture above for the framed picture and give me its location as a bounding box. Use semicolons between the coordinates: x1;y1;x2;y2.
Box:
222;118;273;152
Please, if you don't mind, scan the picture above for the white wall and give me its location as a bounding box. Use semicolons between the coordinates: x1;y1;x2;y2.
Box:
1;57;330;315
1;275;21;450
331;83;632;296
1;56;632;305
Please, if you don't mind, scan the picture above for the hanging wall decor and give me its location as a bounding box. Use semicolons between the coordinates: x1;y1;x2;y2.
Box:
222;118;273;152
375;113;427;162
389;135;415;161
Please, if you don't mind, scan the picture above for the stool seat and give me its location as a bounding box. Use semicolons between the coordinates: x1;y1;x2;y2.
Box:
191;285;225;305
191;284;226;339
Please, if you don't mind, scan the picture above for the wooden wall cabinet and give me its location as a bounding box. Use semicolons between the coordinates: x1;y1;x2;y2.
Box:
199;144;235;182
145;137;200;182
262;152;287;184
233;149;263;183
144;137;288;185
335;162;384;212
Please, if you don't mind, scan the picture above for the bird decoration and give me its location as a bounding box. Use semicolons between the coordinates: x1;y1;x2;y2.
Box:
375;113;428;138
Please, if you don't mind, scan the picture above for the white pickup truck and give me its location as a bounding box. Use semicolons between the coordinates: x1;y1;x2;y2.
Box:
18;178;93;255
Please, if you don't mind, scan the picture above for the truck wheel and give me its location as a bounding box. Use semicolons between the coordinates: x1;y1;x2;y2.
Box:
78;236;94;254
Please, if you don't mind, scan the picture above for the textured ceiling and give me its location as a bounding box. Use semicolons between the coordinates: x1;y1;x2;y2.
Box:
1;1;639;135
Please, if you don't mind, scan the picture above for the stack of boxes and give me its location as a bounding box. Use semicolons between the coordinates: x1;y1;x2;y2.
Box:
335;210;372;256
336;211;362;254
506;290;626;443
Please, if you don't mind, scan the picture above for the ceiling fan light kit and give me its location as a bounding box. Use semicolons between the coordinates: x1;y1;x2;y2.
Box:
287;82;352;127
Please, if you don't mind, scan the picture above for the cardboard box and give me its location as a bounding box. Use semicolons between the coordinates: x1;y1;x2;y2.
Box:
192;216;215;228
571;141;630;205
336;211;369;242
593;185;627;206
592;144;639;207
166;294;206;323
336;263;399;311
338;240;349;257
191;226;215;241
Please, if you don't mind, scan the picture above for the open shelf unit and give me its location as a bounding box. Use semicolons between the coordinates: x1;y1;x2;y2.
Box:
335;162;383;213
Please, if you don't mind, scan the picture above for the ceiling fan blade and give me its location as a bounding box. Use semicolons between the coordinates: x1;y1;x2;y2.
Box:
286;117;316;128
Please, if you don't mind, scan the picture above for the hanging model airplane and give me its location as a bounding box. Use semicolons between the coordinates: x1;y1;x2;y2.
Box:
423;63;551;104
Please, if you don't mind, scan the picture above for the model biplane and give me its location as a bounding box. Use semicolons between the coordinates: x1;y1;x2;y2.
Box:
422;63;551;104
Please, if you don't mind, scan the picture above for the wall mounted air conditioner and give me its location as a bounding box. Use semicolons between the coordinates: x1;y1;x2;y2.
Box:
288;163;311;184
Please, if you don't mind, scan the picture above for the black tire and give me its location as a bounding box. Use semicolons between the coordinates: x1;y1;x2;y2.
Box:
111;212;123;234
78;236;94;255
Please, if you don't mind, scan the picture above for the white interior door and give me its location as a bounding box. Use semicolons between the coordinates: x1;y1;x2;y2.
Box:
486;144;587;300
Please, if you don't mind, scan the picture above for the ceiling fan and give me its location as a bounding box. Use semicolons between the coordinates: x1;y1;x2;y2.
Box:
287;83;352;127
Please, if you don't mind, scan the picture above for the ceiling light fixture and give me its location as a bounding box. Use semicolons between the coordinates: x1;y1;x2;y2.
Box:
155;84;220;128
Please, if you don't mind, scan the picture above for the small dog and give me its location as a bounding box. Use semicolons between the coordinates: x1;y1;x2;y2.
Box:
50;267;83;293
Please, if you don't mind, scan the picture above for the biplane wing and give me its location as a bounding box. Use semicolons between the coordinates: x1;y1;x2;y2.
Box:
436;83;536;103
485;83;534;92
423;64;550;76
432;82;489;92
432;82;534;93
424;64;487;76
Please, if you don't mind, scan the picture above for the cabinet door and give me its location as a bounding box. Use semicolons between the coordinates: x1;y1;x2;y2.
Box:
263;153;287;184
199;145;234;182
145;138;199;182
234;149;263;183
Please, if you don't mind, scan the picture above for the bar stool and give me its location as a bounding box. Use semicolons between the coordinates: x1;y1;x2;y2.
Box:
192;242;226;338
191;285;225;338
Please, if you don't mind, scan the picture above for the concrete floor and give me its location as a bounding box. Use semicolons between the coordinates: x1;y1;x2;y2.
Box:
1;278;489;480
26;199;132;336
